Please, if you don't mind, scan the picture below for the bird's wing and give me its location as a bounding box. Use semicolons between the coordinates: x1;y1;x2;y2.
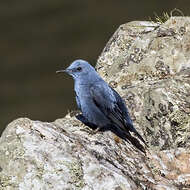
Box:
90;83;147;145
75;94;81;110
90;83;130;132
110;87;135;131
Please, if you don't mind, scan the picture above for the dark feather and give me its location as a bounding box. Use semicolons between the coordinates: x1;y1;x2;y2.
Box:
90;84;147;146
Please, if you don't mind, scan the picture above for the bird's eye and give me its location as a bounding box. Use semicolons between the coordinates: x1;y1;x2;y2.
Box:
77;67;82;71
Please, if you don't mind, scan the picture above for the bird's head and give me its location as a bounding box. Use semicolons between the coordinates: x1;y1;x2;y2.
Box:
57;59;100;83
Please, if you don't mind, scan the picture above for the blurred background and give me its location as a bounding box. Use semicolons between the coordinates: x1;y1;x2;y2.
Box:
1;0;189;134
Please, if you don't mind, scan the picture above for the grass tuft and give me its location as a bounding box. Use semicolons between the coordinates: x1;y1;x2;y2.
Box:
149;8;184;24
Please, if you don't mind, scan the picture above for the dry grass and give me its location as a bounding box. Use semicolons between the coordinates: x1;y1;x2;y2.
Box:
149;8;184;24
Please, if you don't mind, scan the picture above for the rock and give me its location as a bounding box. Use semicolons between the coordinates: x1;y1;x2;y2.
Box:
1;17;190;189
97;16;190;151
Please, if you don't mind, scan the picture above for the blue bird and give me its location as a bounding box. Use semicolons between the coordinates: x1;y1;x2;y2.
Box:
57;60;147;151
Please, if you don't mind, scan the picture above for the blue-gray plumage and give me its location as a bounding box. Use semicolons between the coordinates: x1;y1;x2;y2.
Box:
57;59;147;148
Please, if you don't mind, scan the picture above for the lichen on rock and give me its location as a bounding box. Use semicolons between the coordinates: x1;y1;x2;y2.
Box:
97;16;190;152
1;17;190;189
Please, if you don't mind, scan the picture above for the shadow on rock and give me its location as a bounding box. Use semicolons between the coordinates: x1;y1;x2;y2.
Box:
76;114;146;153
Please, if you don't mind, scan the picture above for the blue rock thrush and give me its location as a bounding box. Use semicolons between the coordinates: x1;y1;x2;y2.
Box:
57;59;147;151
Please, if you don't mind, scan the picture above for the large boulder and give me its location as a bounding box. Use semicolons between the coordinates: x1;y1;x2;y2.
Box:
0;17;190;189
97;16;190;151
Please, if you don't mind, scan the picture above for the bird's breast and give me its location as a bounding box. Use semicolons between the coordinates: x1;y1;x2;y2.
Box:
75;86;109;126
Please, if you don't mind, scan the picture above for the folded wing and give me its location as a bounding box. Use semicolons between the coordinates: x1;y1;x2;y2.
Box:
90;83;147;145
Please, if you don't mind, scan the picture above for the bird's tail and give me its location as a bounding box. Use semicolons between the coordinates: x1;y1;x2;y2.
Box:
125;132;146;153
133;129;148;147
127;122;148;147
109;124;146;153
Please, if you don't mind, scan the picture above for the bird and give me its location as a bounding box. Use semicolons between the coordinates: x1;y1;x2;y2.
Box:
57;59;147;151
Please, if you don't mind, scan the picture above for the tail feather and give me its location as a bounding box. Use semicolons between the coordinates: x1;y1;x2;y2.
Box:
134;131;148;147
128;123;148;147
125;132;146;153
110;125;146;153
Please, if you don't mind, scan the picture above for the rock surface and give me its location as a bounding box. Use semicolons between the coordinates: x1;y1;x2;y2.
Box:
1;17;190;190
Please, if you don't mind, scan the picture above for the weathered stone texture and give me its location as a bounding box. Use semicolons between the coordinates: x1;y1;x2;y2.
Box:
1;17;190;189
97;16;190;151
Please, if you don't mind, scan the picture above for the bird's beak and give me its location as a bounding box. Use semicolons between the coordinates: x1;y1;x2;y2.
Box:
56;69;67;74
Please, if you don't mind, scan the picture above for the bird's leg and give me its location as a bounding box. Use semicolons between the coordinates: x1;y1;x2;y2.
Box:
76;114;98;130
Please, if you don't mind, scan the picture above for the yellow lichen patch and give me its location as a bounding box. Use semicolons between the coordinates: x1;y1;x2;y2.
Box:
113;135;122;144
